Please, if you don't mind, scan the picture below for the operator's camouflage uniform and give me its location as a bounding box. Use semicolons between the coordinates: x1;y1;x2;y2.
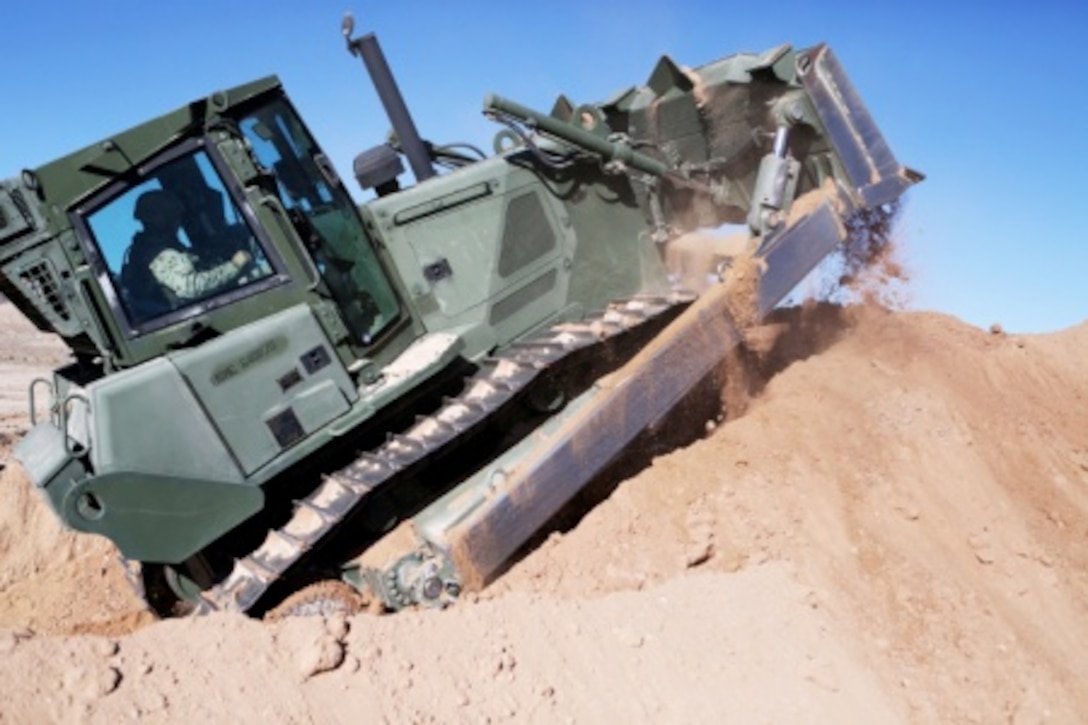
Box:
149;248;243;300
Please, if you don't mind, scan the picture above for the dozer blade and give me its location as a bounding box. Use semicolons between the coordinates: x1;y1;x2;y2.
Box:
798;45;923;209
417;280;743;593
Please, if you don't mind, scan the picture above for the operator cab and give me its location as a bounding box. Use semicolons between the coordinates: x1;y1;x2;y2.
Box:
60;83;404;363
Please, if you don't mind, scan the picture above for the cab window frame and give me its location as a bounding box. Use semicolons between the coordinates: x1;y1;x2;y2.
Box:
72;137;290;339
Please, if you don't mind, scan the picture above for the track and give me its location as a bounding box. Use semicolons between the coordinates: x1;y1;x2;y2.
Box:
173;292;694;615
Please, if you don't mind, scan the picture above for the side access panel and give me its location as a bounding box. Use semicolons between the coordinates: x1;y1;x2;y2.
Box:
366;159;577;354
173;305;358;475
90;358;242;482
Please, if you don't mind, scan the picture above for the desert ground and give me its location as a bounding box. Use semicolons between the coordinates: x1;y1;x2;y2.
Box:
1;291;1087;723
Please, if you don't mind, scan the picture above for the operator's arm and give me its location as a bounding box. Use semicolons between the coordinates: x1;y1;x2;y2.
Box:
149;248;248;300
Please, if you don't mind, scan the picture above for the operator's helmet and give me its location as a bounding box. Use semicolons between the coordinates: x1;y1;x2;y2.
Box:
133;189;184;230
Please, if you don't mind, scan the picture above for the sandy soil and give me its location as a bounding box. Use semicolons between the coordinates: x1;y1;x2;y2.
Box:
1;296;1087;723
0;304;69;437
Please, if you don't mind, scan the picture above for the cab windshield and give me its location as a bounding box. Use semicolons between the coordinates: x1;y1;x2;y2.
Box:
84;147;276;329
240;99;399;345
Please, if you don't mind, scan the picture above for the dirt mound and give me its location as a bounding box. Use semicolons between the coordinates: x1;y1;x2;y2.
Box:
0;305;147;636
498;304;1088;720
0;464;150;637
2;302;1087;721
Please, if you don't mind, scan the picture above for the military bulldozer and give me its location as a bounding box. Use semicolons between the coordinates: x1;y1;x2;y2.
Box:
0;16;920;616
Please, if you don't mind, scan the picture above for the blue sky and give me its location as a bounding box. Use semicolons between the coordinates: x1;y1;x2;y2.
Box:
3;1;1085;333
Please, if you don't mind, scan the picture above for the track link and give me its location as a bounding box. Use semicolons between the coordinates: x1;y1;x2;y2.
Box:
192;292;691;615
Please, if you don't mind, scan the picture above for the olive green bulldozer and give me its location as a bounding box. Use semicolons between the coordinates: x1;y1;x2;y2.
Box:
0;15;920;616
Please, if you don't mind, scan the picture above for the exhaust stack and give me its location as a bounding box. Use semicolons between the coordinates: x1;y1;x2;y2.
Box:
344;15;436;183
